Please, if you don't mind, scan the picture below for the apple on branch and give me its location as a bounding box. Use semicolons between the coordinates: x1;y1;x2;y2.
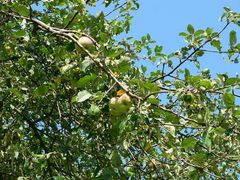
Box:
109;93;132;116
76;36;96;54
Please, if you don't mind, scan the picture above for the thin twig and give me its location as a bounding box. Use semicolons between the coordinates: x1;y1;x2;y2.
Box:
157;105;206;126
64;12;79;29
137;139;162;178
201;49;239;54
99;82;117;103
208;83;240;92
157;120;205;129
152;22;231;82
143;87;177;101
13;107;48;152
180;158;222;179
105;2;127;17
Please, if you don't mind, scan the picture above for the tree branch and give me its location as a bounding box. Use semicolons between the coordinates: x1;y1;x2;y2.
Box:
157;105;206;126
64;12;79;29
0;10;141;100
105;2;127;17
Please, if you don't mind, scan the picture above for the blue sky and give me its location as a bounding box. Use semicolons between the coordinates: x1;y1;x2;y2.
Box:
130;0;240;50
126;0;240;76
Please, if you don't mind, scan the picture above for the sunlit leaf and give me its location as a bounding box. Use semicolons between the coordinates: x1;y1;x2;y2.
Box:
73;90;92;103
230;30;237;47
187;24;195;34
181;137;198;149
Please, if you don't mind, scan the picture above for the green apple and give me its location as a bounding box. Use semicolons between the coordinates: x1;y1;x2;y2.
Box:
109;94;131;116
109;97;122;116
118;93;131;107
78;36;95;49
182;93;195;104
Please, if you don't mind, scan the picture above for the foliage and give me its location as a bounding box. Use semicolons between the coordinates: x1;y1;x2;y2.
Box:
0;0;240;179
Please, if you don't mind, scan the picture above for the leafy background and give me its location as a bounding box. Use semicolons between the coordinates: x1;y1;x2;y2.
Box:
0;0;240;179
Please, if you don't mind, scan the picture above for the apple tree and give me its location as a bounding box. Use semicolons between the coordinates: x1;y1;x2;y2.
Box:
0;0;239;179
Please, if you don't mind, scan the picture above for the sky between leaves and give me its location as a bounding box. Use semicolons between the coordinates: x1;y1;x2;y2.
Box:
89;0;240;77
34;1;240;76
127;0;240;76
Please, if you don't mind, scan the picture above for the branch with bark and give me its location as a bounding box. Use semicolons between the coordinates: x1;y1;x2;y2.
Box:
0;10;141;100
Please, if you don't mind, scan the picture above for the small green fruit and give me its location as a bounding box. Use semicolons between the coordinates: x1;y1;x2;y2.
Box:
109;94;131;116
182;93;194;104
109;97;122;116
118;93;131;107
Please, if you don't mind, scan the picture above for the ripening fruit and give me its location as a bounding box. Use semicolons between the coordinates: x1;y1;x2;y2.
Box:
109;97;122;116
182;93;194;104
109;93;131;116
4;44;11;52
118;93;131;107
78;36;95;50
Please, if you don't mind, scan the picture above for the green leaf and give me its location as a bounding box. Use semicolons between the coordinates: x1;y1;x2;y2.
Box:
187;24;195;34
184;68;190;80
206;27;213;35
211;39;222;51
195;50;204;57
223;92;235;108
80;59;93;72
88;104;100;116
143;82;160;91
12;3;30;16
200;79;211;89
164;112;179;124
147;96;159;105
108;48;124;58
204;134;212;148
225;77;240;86
34;85;49;96
154;45;163;55
32;154;45;159
224;7;231;12
14;30;26;38
179;32;188;37
233;109;240;118
194;30;204;37
230;30;237;47
73;90;92;103
214;127;226;136
192;151;208;164
65;42;75;52
52;176;65;180
10;88;24;100
189;75;202;84
141;65;147;73
181;137;198;149
76;74;97;88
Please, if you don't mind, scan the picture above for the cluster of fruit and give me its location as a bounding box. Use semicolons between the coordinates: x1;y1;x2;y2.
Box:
78;36;132;116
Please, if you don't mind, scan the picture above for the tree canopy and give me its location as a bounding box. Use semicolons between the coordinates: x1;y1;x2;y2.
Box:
0;0;240;179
